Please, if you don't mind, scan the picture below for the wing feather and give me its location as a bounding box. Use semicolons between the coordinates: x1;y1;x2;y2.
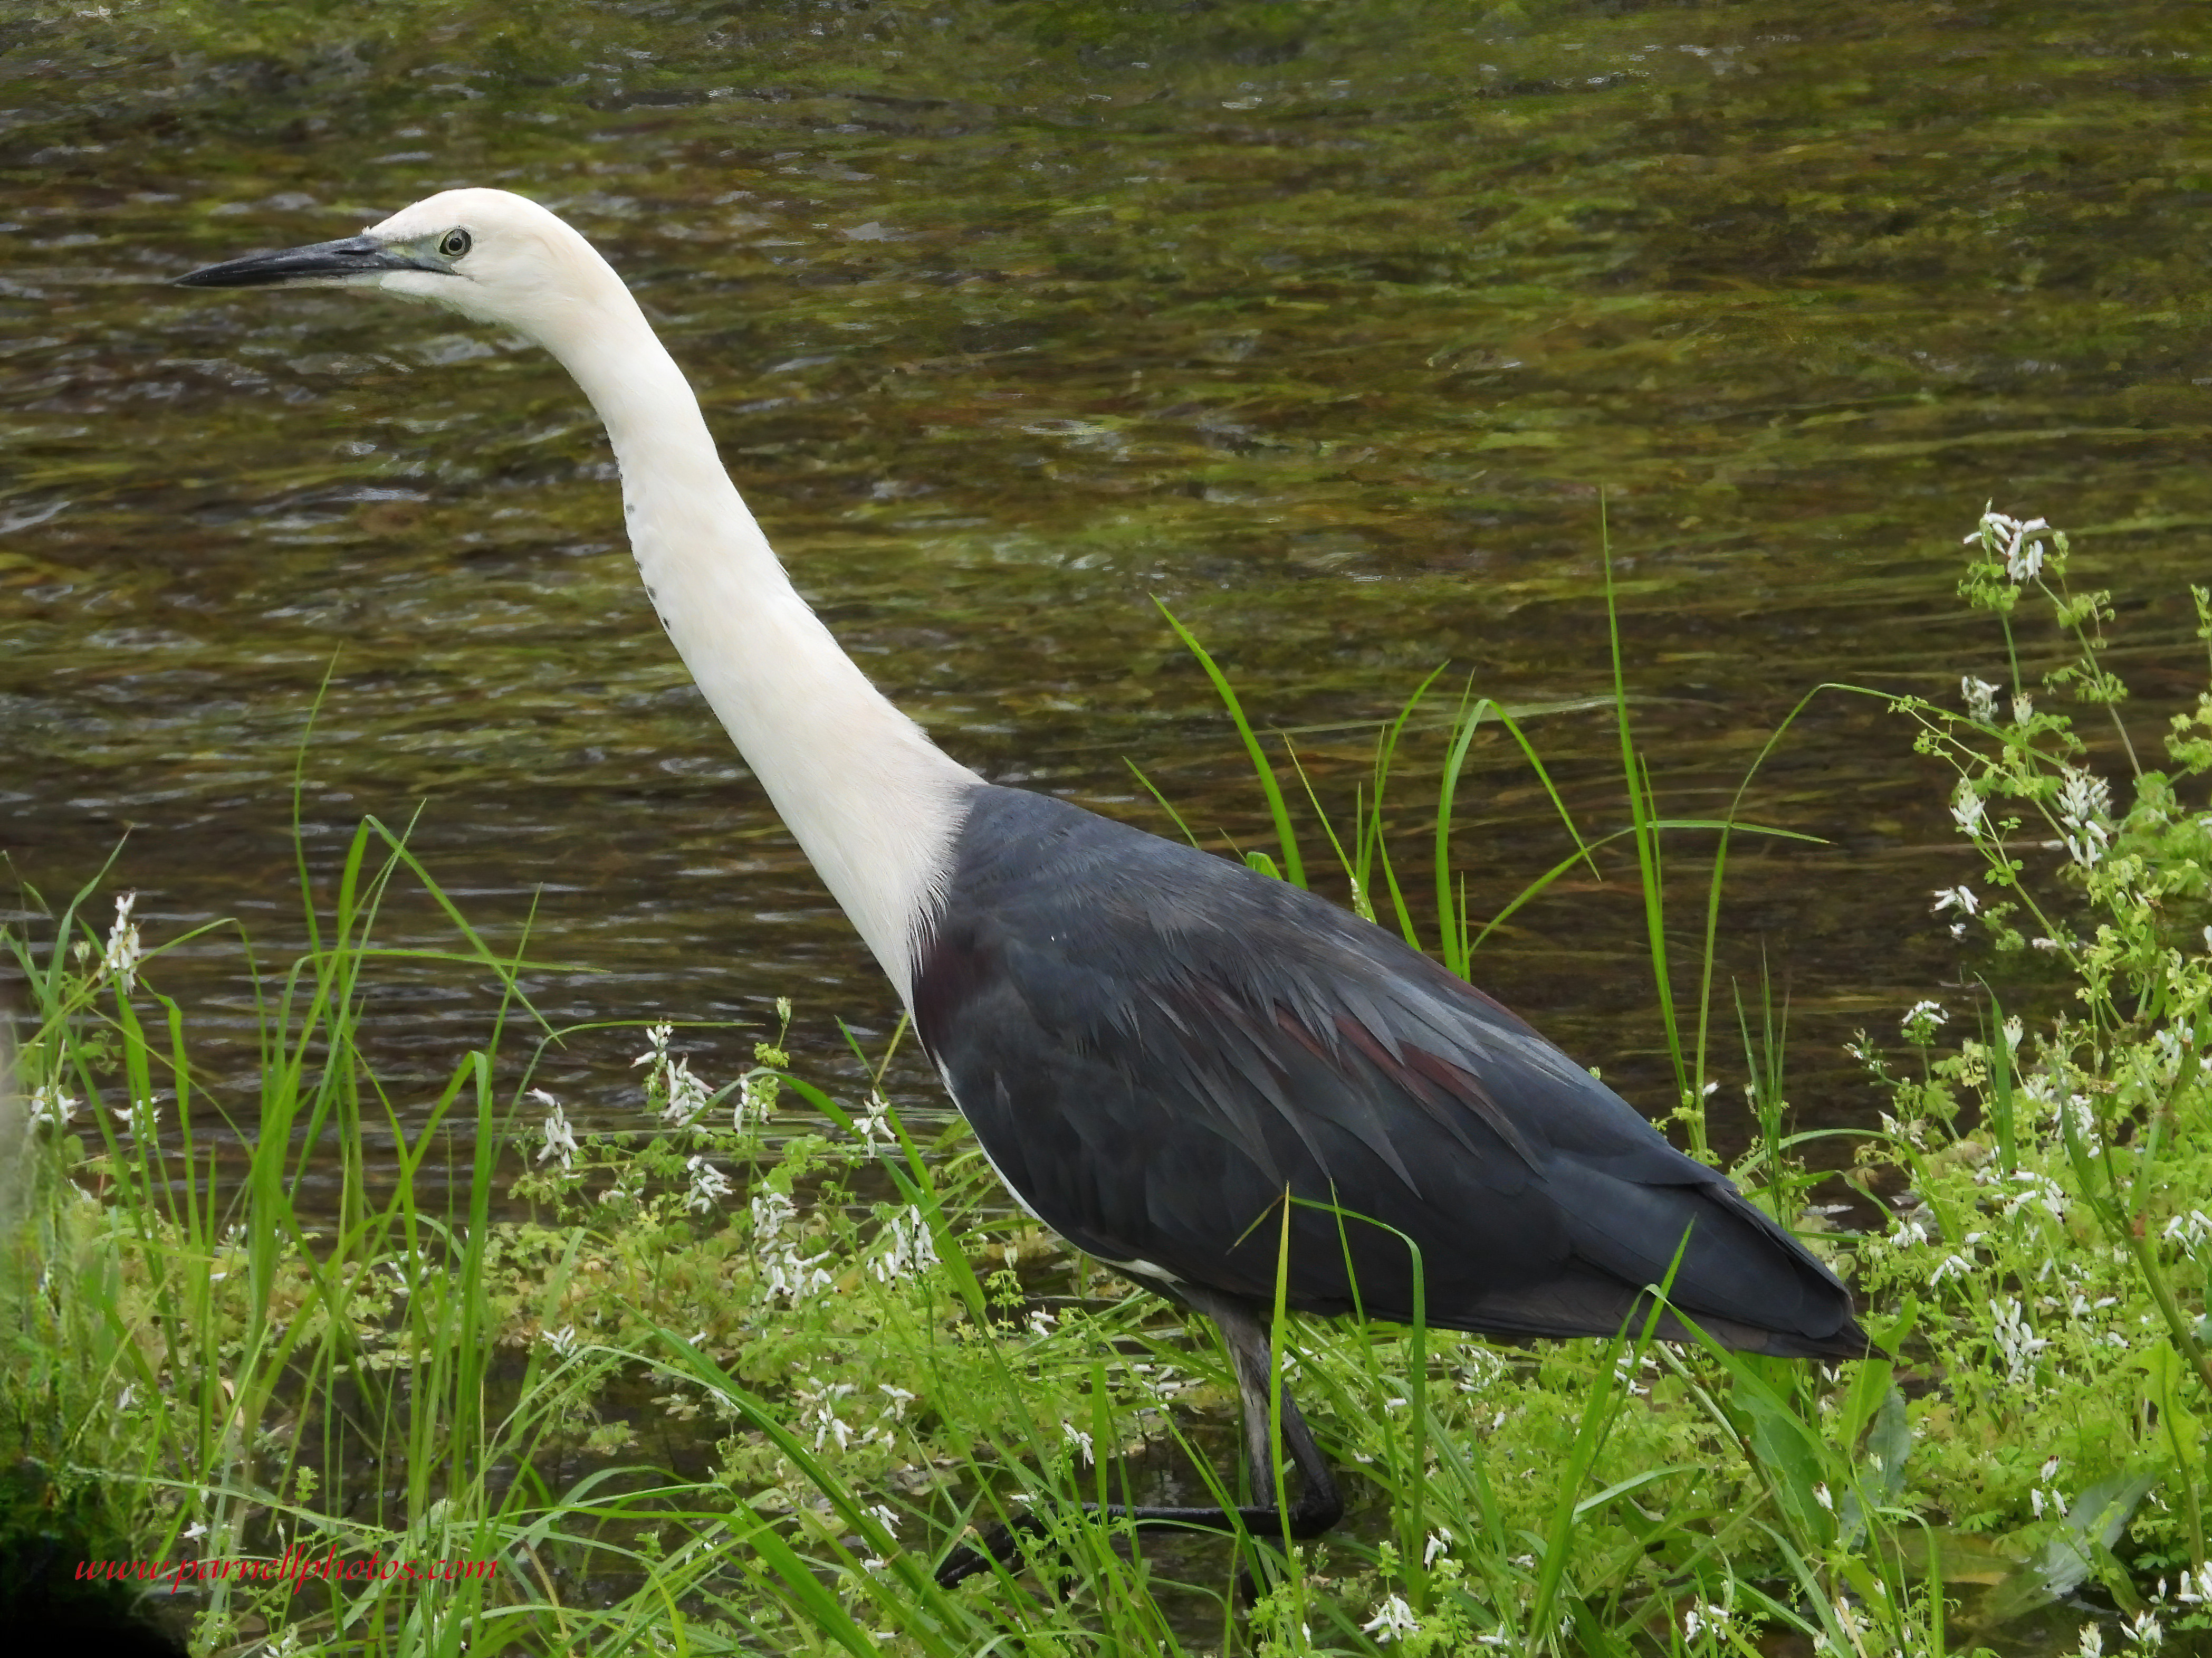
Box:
913;785;1868;1358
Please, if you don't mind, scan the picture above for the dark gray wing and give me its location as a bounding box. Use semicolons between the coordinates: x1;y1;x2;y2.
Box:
912;786;1866;1359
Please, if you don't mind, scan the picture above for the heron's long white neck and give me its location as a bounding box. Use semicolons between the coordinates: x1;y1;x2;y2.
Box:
543;281;978;996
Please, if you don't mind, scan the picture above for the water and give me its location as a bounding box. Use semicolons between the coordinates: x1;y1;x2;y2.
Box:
3;0;2208;1187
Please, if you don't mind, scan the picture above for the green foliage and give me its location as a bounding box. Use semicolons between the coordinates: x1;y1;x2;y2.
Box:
1843;510;2212;1645
4;506;2208;1652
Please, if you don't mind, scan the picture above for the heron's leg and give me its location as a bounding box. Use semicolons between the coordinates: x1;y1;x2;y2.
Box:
1195;1287;1343;1541
935;1291;1342;1588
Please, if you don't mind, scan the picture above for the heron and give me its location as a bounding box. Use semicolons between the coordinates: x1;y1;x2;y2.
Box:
177;189;1872;1586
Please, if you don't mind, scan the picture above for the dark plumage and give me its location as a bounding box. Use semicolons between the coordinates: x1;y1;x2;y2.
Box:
916;785;1867;1363
916;786;1868;1583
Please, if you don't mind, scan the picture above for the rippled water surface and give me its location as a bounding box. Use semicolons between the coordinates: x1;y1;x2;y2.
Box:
3;0;2208;1190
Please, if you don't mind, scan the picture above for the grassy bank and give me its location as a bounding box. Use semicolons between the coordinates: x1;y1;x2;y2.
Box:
3;508;2209;1655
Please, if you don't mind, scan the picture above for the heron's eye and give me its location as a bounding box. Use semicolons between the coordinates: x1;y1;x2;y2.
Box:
439;228;472;259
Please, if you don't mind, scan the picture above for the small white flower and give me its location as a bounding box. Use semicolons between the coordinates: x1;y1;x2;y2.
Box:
864;1502;900;1536
2124;1609;2162;1649
2075;1625;2105;1658
1931;885;1979;917
631;1022;672;1071
1951;780;1986;838
2053;1091;2102;1153
1970;506;2052;582
1833;1594;1866;1642
854;1091;895;1150
1989;1296;2048;1383
600;1168;643;1208
1813;1482;1834;1511
633;1023;716;1126
2152;1025;2191;1081
2013;691;2035;725
1901;1000;1948;1043
660;1057;712;1126
27;1085;79;1132
2063;823;2110;866
683;1155;733;1213
751;1189;796;1242
762;1243;835;1303
1061;1421;1095;1465
1961;675;2000;722
868;1205;939;1283
796;1379;857;1451
750;1191;834;1301
2032;1455;2068;1525
1362;1593;1420;1642
2056;768;2113;868
100;891;142;995
112;1099;160;1140
2004;1171;2068;1222
533;1093;578;1170
1423;1527;1454;1567
1881;1110;1929;1149
2163;1211;2212;1253
542;1325;578;1358
1930;1251;1977;1285
1684;1598;1735;1640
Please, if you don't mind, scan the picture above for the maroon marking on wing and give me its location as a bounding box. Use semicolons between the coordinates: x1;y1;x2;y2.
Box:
911;923;988;1065
1268;1000;1548;1176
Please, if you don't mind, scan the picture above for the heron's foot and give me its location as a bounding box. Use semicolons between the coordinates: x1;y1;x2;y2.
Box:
935;1511;1056;1588
935;1489;1343;1590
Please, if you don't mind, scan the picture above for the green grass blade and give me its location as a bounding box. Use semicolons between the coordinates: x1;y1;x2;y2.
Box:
1156;600;1305;888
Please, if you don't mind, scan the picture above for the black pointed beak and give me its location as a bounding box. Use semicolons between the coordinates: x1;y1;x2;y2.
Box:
175;234;433;289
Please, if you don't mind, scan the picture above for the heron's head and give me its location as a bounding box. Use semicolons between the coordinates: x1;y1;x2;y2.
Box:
176;187;618;347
